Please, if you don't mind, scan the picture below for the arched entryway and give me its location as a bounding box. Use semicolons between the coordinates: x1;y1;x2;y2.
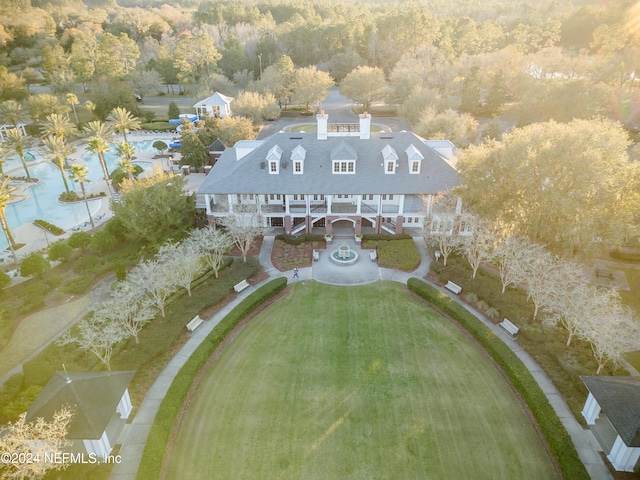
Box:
330;218;356;236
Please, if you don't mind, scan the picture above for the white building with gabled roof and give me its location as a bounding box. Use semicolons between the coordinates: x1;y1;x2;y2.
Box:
193;92;234;119
196;113;463;236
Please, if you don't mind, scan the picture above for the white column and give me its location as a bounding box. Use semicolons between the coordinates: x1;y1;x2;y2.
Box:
356;195;361;214
227;194;233;213
284;195;290;214
327;195;332;214
608;436;640;472
204;194;211;215
306;195;310;215
84;431;111;458
455;196;463;214
398;195;405;215
116;389;133;419
581;392;601;425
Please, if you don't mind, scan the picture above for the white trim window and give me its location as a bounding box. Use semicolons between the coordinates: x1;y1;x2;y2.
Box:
332;160;355;174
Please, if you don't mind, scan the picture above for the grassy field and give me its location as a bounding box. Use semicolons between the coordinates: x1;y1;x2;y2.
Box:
165;282;558;480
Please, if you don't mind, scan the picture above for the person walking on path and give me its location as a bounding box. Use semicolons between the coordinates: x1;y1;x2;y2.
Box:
293;268;299;278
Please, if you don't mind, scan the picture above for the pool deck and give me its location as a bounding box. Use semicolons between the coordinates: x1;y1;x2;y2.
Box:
2;132;206;270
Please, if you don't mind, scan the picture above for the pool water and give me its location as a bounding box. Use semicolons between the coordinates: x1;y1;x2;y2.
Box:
0;140;162;251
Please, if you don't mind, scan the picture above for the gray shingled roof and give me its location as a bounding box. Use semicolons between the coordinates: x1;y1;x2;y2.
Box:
581;375;640;447
197;131;460;195
26;371;134;440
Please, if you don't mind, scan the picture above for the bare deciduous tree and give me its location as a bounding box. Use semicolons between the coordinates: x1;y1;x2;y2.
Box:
584;306;640;374
184;227;233;278
96;290;155;344
58;314;127;370
493;236;541;294
218;206;265;262
423;193;465;266
0;407;74;480
461;217;496;279
156;242;204;297
545;282;618;348
124;259;177;317
521;250;582;320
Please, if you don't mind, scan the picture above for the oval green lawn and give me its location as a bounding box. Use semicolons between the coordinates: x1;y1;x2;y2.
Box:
166;282;558;480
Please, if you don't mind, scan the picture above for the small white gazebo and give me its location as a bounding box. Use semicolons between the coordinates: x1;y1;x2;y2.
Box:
581;375;640;472
26;371;135;458
193;92;234;120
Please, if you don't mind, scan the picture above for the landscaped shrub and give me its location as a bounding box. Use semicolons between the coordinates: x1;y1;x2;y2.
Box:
113;260;127;281
376;238;420;271
33;219;64;235
407;278;589;480
19;253;50;277
48;240;73;262
136;277;288;480
362;233;412;242
67;231;92;249
90;230;116;252
275;233;324;245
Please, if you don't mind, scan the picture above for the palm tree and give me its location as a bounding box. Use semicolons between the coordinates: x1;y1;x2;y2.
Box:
83;119;113;140
84;121;114;195
86;137;112;195
118;158;136;181
107;107;140;143
0;100;27;128
42;136;72;194
0;175;18;260
69;165;95;229
0;142;5;176
116;141;136;163
40;112;77;140
3;128;32;182
66;93;80;125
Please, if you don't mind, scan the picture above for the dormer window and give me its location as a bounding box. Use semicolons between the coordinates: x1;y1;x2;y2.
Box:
382;144;398;174
291;145;306;175
266;144;283;174
405;144;424;174
331;141;357;175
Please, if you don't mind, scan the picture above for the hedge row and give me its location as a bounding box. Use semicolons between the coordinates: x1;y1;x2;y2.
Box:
275;233;324;245
407;278;589;480
136;277;288;480
361;233;412;241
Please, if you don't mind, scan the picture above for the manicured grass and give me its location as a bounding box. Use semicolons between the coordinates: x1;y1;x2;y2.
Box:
165;282;558;480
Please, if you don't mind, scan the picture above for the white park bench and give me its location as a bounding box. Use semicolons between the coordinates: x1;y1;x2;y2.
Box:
313;250;319;262
444;281;462;294
499;318;519;338
234;279;250;293
186;315;204;332
369;250;377;262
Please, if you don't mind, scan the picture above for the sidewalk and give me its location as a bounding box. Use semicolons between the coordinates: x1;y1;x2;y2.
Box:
111;235;613;480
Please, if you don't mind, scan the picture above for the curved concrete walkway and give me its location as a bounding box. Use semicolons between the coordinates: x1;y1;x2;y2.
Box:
111;235;613;480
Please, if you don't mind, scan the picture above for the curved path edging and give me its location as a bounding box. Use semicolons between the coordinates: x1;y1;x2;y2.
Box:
110;236;613;480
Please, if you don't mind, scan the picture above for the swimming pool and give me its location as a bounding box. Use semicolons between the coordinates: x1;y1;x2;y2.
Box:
1;140;163;251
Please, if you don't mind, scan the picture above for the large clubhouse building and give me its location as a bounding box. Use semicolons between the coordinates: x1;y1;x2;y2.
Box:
197;113;463;236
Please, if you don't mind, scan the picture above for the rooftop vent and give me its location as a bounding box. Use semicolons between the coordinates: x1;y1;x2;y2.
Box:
380;136;394;139
260;162;266;169
289;137;303;140
281;160;288;169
